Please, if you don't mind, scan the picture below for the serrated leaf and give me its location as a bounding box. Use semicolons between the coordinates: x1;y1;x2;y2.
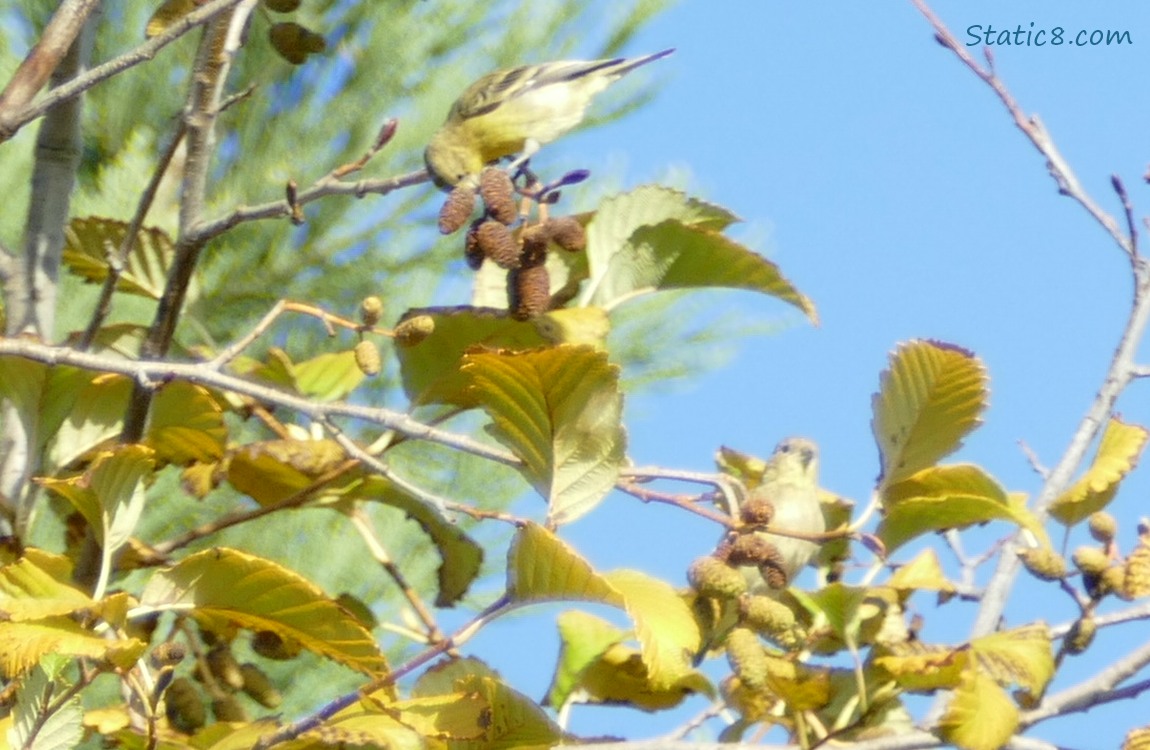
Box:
872;340;988;487
506;524;698;690
938;670;1019;750
394;306;551;406
48;373;132;471
569;641;710;711
874;642;969;692
0;618;146;677
971;624;1054;695
791;583;868;647
147;382;227;465
589;219;817;321
464;345;625;525
877;464;1046;553
0;356;46;432
715;445;770;490
8;661;84;750
225;438;348;506
358;476;483;607
888;548;956;596
507;522;620;604
762;653;833;712
1049;417;1148;525
140;547;387;675
0;558;92;621
39;445;155;554
62;217;181;299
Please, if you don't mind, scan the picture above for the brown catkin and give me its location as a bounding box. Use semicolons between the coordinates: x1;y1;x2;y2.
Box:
438;185;477;234
479;168;518;224
475;220;521;269
508;263;550;320
547;216;587;252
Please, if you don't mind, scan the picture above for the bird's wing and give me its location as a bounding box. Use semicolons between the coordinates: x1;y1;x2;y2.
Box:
452;58;627;120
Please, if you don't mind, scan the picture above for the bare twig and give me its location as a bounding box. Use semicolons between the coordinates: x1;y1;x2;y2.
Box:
251;595;518;750
909;0;1150;647
0;0;250;143
911;0;1135;262
152;459;359;556
1021;638;1150;725
79;119;187;350
0;0;100;120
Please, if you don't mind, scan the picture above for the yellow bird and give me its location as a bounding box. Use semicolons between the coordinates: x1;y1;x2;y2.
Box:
424;48;674;190
741;437;825;591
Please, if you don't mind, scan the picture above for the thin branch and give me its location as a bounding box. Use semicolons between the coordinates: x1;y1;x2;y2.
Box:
152;459;358;556
910;0;1135;262
1021;638;1150;725
0;0;100;119
190;169;429;244
909;0;1150;644
347;508;449;647
0;338;520;469
251;595;517;750
79;118;187;350
0;0;249;143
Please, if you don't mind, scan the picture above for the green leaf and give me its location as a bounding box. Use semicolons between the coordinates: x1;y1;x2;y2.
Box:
140;547;387;675
47;373;132;471
464;345;626;525
8;660;83;750
877;464;1046;553
938;670;1019;750
791;583;868;646
62;217;182;300
971;624;1054;696
506;524;700;690
39;445;155;554
1049;416;1149;525
872;340;988;487
393;306;551;407
147;382;227;465
546;611;629;708
411;658;564;748
358;476;484;607
593;219;817;320
292;349;365;402
507;522;620;605
887;548;956;597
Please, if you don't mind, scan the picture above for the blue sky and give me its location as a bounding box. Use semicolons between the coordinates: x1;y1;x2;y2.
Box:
450;3;1150;747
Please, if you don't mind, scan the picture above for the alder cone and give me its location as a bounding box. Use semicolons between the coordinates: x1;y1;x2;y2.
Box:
438;185;476;234
475;220;521;269
479;168;517;224
508;263;550;320
548;216;586;252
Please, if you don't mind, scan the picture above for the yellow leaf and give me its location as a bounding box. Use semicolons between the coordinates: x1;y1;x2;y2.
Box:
140;547;387;675
971;624;1054;695
1049;417;1148;525
0;557;92;621
872;340;988;487
507;523;699;692
547;610;628;708
147;382;226;465
464;345;626;525
225;438;347;506
888;548;956;596
878;465;1046;552
145;0;196;38
0;618;146;677
938;670;1019;750
874;642;968;692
